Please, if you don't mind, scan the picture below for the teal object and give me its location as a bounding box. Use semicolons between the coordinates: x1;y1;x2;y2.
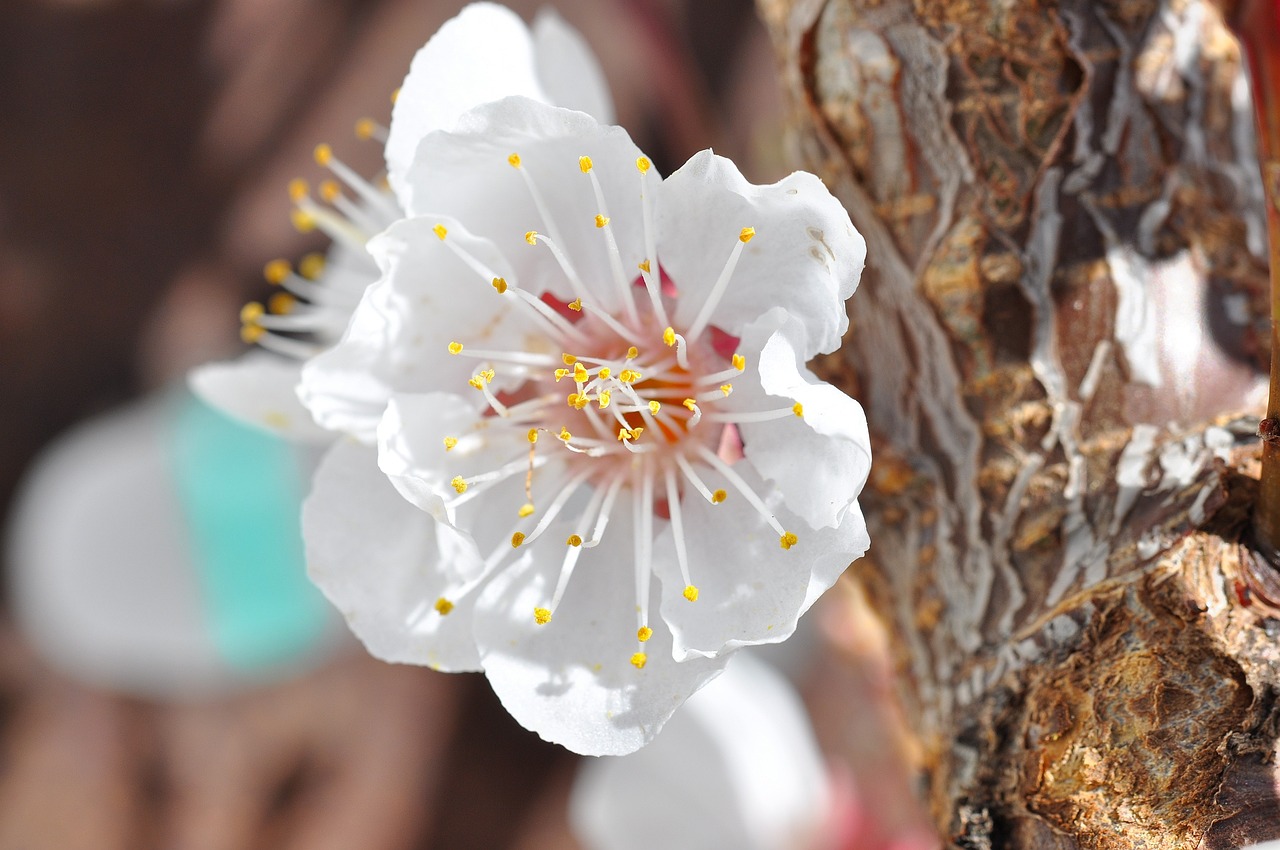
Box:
170;392;329;673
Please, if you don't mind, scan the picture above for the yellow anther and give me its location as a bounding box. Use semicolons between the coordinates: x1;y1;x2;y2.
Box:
288;178;309;201
482;368;495;384
558;427;572;442
567;392;581;408
780;531;799;550
450;476;468;495
290;209;316;232
525;231;538;245
469;376;485;390
566;534;583;547
630;427;644;440
527;428;539;443
512;531;526;548
354;117;377;140
594;368;609;381
637;626;653;642
630;652;648;669
619;369;641;383
554;368;570;382
732;353;746;371
562;353;577;366
682;398;698;411
313;143;333;166
268;292;297;315
663;327;676;347
567;298;583;312
579;155;593;173
434;597;455;616
240;302;265;324
739;226;756;243
720;384;733;396
390;87;401;104
508;153;522;168
617;427;630;442
711;489;727;504
534;607;552;625
598;389;612;409
433;223;448;240
648;400;661;415
595;214;610;228
448;341;463;355
518;503;535;518
626;346;639;360
638;259;651;274
240;324;265;344
683;585;699;602
636;156;651;174
492;277;508;294
299;253;326;280
443;436;458;451
319;179;341;203
793;402;804;418
573;362;588;383
263;259;291;284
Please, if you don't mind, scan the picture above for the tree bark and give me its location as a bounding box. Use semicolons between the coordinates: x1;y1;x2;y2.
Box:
757;0;1280;847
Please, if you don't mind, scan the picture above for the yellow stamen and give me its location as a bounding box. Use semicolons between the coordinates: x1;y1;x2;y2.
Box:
638;259;651;273
508;153;522;168
598;389;611;409
434;597;455;615
482;369;495;383
319;179;341;203
433;223;448;240
648;401;661;414
562;353;577;365
288;178;309;201
573;362;588;383
595;214;610;228
739;226;756;243
518;503;535;518
313;143;333;166
558;427;572;442
579;155;593;173
636;156;651;173
450;476;468;494
268;293;296;315
290;209;316;232
663;327;676;347
525;231;538;245
720;384;733;396
637;626;653;642
682;398;697;411
619;369;641;383
443;436;458;451
448;341;463;355
711;489;727;504
554;368;570;382
263;259;291;284
626;346;639;360
567;298;583;312
534;607;552;625
630;652;648;669
240;302;265;324
598;367;612;380
468;376;485;390
299;253;326;280
793;402;804;418
512;532;526;548
240;324;265;344
780;531;799;550
566;534;583;547
630;427;644;439
354;118;377;140
732;353;746;371
683;585;699;602
492;277;508;294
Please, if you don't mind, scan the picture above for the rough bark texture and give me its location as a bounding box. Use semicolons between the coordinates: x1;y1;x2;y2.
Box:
757;0;1280;846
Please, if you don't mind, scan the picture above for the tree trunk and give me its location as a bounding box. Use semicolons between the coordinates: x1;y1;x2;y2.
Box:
757;0;1280;846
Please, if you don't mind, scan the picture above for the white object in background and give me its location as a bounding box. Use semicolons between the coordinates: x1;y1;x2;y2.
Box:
570;652;832;850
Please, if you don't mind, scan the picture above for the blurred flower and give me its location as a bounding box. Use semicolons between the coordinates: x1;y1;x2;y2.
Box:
191;1;613;442
569;652;834;850
300;85;871;753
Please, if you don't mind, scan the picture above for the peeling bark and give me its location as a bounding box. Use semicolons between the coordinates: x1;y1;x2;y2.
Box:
757;0;1280;846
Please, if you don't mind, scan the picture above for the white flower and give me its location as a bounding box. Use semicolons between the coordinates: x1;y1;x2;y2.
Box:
190;2;612;441
299;86;872;754
570;652;834;850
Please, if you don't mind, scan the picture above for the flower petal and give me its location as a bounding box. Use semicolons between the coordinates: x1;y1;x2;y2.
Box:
734;309;872;529
385;2;547;204
303;440;485;671
189;352;332;443
473;507;726;756
659;151;866;358
532;9;615;124
298;216;525;442
653;462;869;661
404;97;650;313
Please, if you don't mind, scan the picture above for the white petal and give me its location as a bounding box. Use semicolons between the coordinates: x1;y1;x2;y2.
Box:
190;353;333;443
659;151;866;358
385;3;548;203
303;440;485;671
297;216;525;442
473;506;726;756
653;463;868;661
569;653;831;850
735;309;872;529
405;97;650;313
532;9;615;124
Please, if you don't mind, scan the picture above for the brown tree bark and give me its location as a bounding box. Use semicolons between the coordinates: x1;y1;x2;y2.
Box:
757;0;1280;847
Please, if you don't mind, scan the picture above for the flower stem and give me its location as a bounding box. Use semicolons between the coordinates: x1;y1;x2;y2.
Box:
1227;0;1280;553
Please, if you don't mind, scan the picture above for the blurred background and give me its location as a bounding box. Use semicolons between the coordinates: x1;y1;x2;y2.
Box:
0;0;934;847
